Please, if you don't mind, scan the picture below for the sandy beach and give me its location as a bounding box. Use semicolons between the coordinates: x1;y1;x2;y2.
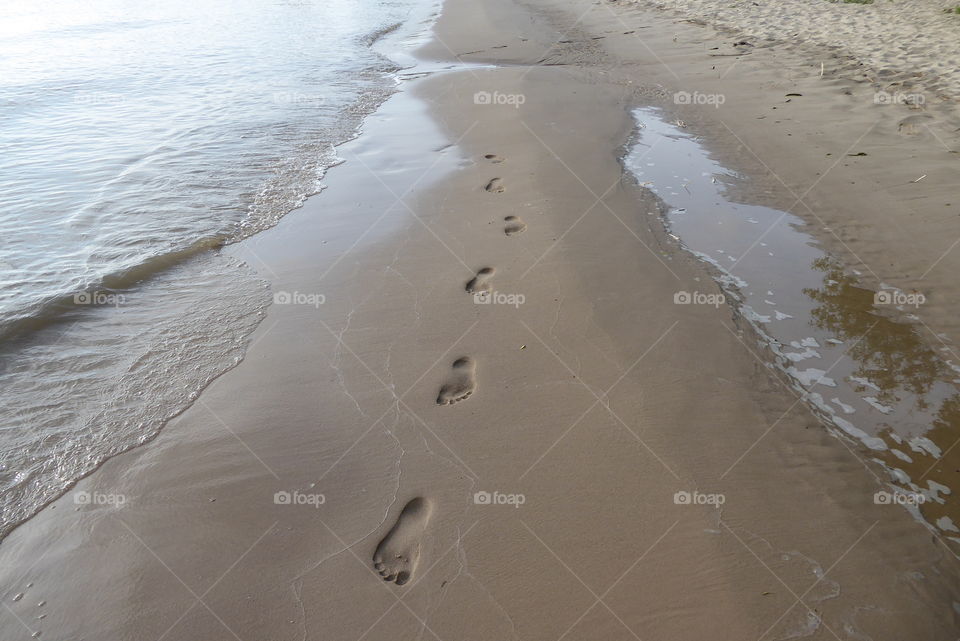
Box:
3;0;960;639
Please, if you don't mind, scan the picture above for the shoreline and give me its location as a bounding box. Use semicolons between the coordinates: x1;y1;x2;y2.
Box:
0;0;444;546
3;0;960;638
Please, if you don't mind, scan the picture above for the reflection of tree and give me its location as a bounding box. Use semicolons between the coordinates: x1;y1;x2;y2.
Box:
803;257;944;409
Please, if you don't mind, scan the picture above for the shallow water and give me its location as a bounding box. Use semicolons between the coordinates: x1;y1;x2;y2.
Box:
626;107;960;552
0;0;434;538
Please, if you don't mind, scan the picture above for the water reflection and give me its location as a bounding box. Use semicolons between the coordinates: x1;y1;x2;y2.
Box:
804;247;960;542
804;256;946;409
627;107;960;548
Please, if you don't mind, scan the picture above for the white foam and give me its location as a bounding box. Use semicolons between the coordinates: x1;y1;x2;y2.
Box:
863;397;893;414
784;347;820;362
926;481;951;504
830;397;855;415
936;517;959;533
742;306;771;324
890;449;913;463
789;367;836;388
849;376;880;391
910;436;942;458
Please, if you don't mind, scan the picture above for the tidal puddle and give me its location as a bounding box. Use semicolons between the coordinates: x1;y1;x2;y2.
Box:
626;108;960;550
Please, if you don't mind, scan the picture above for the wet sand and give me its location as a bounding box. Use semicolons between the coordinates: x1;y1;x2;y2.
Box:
3;0;960;638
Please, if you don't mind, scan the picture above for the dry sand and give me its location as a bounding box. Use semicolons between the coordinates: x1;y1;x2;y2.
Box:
2;0;960;639
641;0;960;97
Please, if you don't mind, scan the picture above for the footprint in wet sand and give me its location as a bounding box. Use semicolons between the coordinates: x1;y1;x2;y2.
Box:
436;357;477;405
374;497;434;586
484;153;504;163
485;177;504;193
465;267;495;294
504;215;527;236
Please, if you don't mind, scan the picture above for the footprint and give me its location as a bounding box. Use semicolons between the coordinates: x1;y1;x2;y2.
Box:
436;357;477;405
485;177;504;193
373;497;434;586
898;114;932;136
484;153;504;163
465;267;495;294
504;215;527;236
